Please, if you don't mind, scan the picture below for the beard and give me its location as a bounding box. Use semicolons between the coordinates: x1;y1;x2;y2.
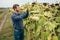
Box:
16;10;20;12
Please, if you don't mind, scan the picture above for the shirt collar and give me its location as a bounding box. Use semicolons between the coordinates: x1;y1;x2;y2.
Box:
13;12;20;15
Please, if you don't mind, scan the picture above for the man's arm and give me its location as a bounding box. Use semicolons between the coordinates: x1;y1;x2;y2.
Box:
11;10;29;21
11;14;23;21
21;9;29;19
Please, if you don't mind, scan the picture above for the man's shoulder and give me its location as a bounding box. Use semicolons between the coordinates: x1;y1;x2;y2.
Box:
11;13;15;18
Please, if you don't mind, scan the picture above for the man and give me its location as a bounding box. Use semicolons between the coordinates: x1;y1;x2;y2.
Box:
11;4;29;40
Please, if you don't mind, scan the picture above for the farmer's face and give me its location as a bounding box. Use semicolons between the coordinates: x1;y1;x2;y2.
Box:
15;6;20;12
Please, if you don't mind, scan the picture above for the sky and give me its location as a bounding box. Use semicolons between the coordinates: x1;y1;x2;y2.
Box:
0;0;60;8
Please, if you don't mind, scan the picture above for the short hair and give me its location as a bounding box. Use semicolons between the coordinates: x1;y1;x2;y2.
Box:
13;4;19;10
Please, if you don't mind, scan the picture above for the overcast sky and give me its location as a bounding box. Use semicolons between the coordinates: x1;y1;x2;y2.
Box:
0;0;60;8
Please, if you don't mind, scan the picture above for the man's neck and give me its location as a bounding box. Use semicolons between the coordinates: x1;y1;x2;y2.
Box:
14;11;20;14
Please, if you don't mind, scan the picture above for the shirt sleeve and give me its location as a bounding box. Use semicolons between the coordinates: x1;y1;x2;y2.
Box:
11;10;29;21
11;14;23;21
21;10;29;19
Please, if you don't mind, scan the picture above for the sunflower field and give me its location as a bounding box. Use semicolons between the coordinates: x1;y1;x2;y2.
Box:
0;2;60;40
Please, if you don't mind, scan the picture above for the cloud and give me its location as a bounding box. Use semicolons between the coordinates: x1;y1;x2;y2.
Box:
0;0;60;8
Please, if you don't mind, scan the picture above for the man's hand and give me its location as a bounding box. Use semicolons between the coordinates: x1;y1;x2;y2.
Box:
27;6;29;11
25;5;30;11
